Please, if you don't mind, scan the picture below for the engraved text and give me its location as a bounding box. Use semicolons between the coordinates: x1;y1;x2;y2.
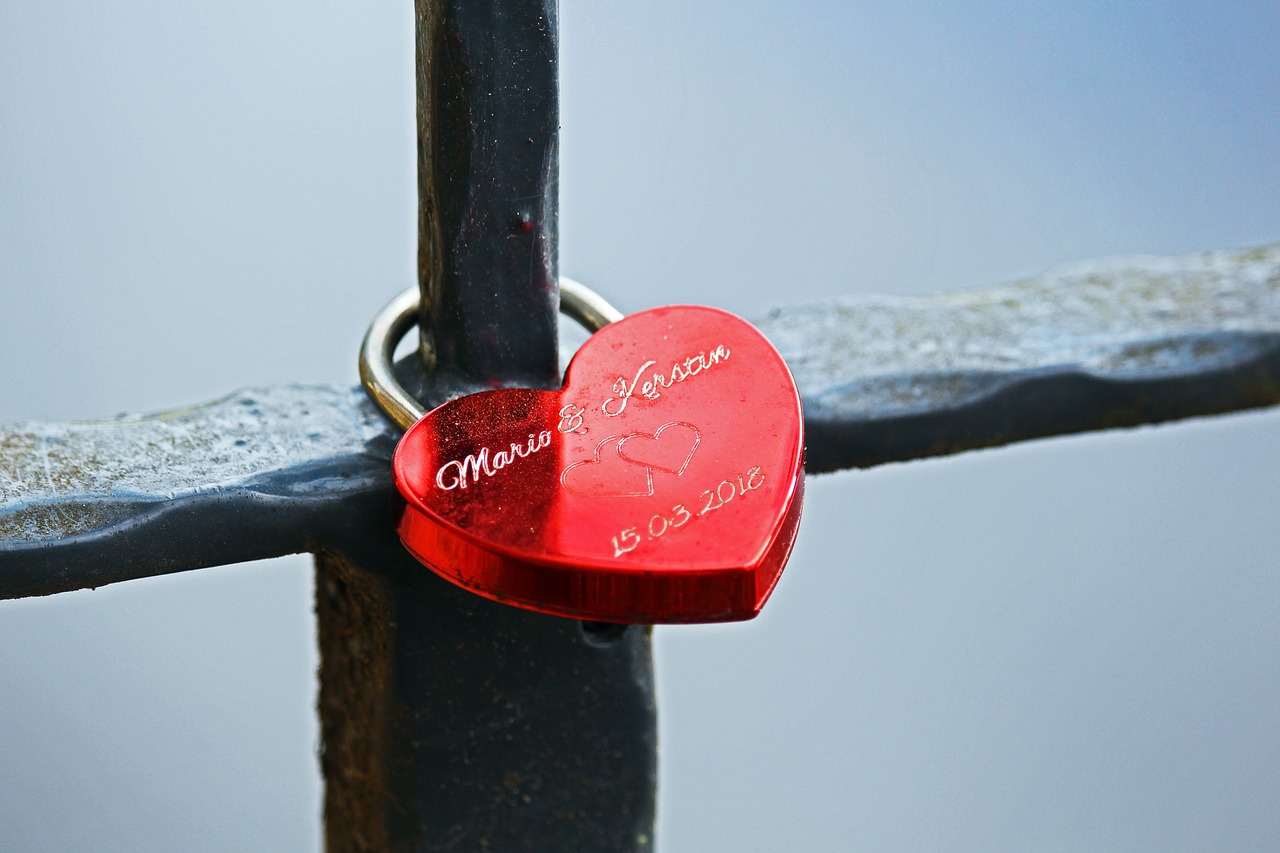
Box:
436;430;554;491
601;344;731;417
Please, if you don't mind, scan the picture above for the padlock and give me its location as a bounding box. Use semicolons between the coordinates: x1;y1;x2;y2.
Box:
359;280;804;623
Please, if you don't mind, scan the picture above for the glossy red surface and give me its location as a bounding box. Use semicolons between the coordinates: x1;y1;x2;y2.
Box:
392;305;805;623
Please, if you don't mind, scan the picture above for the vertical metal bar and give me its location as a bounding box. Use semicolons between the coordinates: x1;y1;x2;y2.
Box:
317;2;658;850
416;0;561;390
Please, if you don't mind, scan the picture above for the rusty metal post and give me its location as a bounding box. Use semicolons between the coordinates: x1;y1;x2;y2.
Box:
315;2;658;850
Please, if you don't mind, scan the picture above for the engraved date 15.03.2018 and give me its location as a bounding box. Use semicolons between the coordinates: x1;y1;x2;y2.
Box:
610;466;765;558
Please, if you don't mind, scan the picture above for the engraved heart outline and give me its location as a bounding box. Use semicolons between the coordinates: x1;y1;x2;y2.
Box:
617;421;701;476
560;434;654;498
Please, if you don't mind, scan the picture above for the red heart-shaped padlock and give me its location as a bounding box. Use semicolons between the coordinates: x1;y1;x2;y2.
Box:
392;305;804;623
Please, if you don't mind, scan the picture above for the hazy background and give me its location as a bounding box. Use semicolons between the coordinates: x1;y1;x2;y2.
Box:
2;2;1278;850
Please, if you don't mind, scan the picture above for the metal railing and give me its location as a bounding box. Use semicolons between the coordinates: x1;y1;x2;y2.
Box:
2;3;1277;850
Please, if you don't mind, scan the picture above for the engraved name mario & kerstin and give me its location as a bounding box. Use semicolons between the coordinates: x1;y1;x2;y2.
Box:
434;343;731;493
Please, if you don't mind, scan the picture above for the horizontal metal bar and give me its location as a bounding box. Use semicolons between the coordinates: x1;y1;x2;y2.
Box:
0;386;395;598
766;242;1280;470
1;242;1276;597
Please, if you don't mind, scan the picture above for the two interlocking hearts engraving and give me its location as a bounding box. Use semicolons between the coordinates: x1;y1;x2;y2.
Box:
561;422;700;499
393;305;804;623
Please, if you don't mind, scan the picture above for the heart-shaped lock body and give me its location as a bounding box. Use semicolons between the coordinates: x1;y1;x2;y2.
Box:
393;305;804;623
